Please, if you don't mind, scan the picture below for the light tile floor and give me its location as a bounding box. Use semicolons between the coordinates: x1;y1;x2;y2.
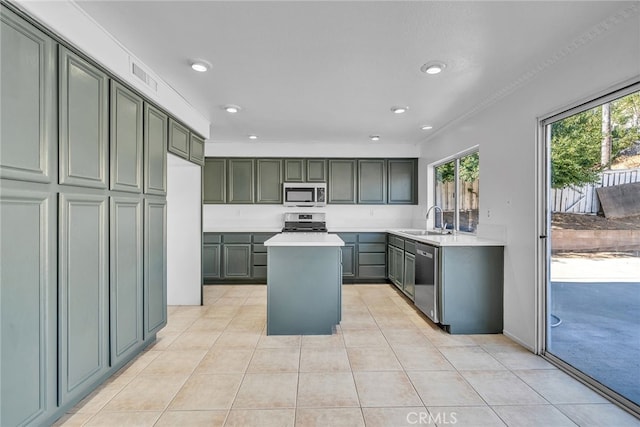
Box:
56;284;639;427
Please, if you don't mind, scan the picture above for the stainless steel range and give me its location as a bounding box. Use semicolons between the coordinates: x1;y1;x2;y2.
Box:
282;212;327;232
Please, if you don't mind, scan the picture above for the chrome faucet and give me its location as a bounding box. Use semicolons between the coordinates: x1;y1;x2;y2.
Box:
426;205;446;233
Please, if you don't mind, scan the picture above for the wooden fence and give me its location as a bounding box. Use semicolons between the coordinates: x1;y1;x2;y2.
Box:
435;179;479;212
551;169;640;214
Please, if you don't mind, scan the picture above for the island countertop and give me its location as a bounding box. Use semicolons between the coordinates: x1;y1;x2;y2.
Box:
264;233;345;247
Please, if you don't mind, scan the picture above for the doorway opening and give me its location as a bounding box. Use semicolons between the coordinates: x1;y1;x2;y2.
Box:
541;84;640;414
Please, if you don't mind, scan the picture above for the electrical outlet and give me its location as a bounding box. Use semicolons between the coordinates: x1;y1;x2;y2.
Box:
487;209;491;218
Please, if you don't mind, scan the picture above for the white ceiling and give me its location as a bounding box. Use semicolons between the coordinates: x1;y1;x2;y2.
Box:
74;1;630;145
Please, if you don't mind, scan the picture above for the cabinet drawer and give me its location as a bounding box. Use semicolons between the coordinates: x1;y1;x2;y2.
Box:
223;233;252;243
388;235;404;249
253;266;267;279
358;265;386;278
404;240;416;255
358;243;386;253
253;233;275;244
253;243;267;253
359;253;385;265
358;233;386;243
203;233;222;243
253;252;267;266
338;233;357;243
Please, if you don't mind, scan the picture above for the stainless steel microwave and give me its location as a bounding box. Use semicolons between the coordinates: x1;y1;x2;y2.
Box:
283;183;327;207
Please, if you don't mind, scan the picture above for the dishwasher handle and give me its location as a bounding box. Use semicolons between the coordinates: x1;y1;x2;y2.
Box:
416;249;433;258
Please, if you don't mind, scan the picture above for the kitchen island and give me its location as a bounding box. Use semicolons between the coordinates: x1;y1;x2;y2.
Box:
264;233;344;335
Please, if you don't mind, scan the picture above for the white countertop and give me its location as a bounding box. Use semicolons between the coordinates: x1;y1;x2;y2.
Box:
387;229;504;247
264;233;345;247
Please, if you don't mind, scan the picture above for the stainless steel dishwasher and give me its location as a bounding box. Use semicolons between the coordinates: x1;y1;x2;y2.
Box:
414;243;439;323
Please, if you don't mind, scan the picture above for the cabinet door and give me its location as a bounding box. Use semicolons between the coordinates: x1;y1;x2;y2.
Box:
1;190;56;427
144;103;167;195
358;159;386;204
203;158;226;203
341;244;356;278
256;159;282;204
223;244;252;278
0;8;55;183
203;244;221;279
59;47;109;188
328;159;356;204
306;159;326;182
189;134;205;166
168;118;190;159
144;198;167;339
403;252;415;299
388;159;417;204
227;159;254;204
58;193;109;404
284;159;304;182
110;81;143;192
110;196;143;365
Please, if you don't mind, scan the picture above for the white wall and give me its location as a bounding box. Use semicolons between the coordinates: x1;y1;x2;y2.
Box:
419;14;640;350
167;154;202;305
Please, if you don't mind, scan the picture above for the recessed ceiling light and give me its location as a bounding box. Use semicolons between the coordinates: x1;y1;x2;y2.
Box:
190;59;211;72
421;125;433;130
248;135;258;140
223;104;241;113
391;106;408;114
369;135;380;141
420;61;447;75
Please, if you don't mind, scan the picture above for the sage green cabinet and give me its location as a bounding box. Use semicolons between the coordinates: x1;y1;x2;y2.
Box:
223;244;252;278
0;8;55;183
189;134;205;166
110;197;143;366
284;158;305;182
388;244;404;288
168;118;190;160
328;159;356;204
388;159;417;204
144;198;167;339
403;252;416;298
306;159;326;182
227;159;254;204
110;81;143;193
341;244;357;278
256;159;282;204
59;47;109;189
143;103;167;195
58;193;109;405
203;158;226;203
203;244;221;280
358;159;386;204
0;190;56;427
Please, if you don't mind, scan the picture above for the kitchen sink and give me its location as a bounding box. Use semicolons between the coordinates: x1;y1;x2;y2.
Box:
398;229;451;236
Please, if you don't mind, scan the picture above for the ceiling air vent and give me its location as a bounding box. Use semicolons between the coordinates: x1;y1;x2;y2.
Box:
131;60;158;92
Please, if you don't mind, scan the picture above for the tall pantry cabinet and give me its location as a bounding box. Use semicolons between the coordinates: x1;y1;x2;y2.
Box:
0;5;185;426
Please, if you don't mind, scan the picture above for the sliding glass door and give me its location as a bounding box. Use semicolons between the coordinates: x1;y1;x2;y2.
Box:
543;85;640;413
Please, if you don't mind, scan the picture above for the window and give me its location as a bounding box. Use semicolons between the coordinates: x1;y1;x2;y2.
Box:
433;150;479;233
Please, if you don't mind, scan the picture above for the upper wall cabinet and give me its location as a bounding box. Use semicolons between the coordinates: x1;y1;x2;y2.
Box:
388;159;417;204
203;158;226;203
59;47;109;189
227;159;254;204
189;134;205;166
256;159;282;204
0;8;56;184
110;82;143;193
144;104;167;195
167;118;190;160
306;159;326;182
328;159;357;204
358;159;386;204
284;159;305;182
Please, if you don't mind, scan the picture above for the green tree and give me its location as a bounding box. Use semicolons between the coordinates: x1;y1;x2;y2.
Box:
435;152;479;184
550;91;639;188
